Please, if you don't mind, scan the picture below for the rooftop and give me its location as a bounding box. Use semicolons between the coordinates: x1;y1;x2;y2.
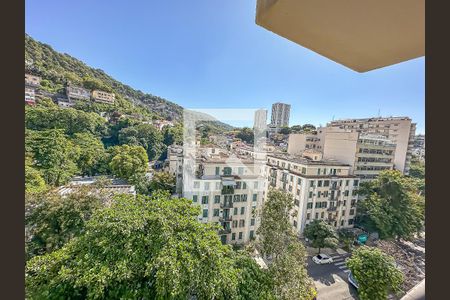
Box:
268;153;351;167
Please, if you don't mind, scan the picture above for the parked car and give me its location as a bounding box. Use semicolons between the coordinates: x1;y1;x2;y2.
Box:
312;254;333;264
348;271;359;289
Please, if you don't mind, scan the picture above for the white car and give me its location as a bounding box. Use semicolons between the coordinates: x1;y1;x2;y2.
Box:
312;254;333;264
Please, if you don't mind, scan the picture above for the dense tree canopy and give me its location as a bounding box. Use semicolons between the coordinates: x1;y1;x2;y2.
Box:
25;186;104;259
26;129;80;186
356;170;424;240
25;157;47;195
149;171;176;194
26;193;242;299
303;220;339;253
118;123;164;160
236;127;254;144
163;124;183;146
109;145;149;180
347;246;403;300
26;106;106;136
71;133;107;176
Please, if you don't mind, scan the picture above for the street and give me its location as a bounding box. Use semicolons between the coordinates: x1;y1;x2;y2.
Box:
307;252;359;300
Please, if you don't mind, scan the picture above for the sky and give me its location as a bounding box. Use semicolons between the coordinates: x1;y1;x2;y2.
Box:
25;0;425;133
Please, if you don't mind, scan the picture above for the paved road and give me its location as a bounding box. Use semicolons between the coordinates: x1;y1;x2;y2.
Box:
307;253;359;300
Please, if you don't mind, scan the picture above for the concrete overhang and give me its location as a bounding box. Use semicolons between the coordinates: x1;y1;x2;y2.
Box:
255;0;425;72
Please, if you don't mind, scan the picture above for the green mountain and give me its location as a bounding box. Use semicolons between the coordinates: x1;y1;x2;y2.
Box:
25;34;233;132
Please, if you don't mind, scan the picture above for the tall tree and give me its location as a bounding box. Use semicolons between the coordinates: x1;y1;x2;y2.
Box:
163;124;183;146
257;188;294;258
71;132;107;176
118;123;164;160
346;246;403;300
25;157;47;195
303;220;339;254
109;145;149;180
25;186;105;259
26;193;241;299
256;188;315;299
149;171;176;194
26;129;80;186
357;170;424;240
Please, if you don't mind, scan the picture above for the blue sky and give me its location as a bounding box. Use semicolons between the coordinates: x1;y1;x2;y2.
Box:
25;0;425;133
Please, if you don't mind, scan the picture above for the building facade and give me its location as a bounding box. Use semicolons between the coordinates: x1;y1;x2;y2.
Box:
172;147;266;245
327;117;416;175
270;102;291;128
25;87;36;105
266;153;360;234
25;74;41;87
66;85;91;101
92;90;115;104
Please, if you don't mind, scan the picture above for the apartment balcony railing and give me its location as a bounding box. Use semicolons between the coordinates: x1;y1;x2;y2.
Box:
219;228;232;235
327;206;338;212
220;202;233;209
219;215;232;222
221;186;235;195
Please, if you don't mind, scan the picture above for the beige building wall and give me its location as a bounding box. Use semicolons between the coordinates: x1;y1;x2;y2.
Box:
322;129;359;173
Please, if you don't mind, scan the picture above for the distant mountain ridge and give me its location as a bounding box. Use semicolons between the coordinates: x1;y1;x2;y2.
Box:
25;34;234;131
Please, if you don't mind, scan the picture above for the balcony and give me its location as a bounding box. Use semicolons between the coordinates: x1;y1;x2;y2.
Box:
221;186;235;195
220;202;233;209
327;206;338;212
219;215;232;222
219;227;232;235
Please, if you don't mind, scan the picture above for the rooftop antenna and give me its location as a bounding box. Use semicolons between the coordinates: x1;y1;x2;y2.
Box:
377;108;381;117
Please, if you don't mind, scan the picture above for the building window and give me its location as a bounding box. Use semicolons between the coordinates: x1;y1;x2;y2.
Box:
309;192;313;198
193;195;198;202
204;182;210;191
344;190;349;196
341;220;344;226
296;189;300;196
293;220;297;227
232;220;238;228
202;209;208;218
324;180;330;187
250;230;254;239
297;178;302;185
352;190;358;196
213;209;219;217
294;199;300;206
243;182;247;189
351;199;357;207
353;180;359;187
315;213;319;219
234;207;238;215
239;232;243;239
253;194;257;201
315;202;320;209
202;196;209;204
236;181;242;189
251;218;255;226
224;167;232;175
214;195;220;203
310;181;315;187
234;195;241;202
322;201;327;208
321;212;324;218
306;213;310;220
302;167;306;174
307;202;313;209
241;207;245;215
242;194;248;201
239;220;245;227
215;167;220;175
318;180;323;187
232;233;236;240
348;219;354;225
346;180;349;186
317;168;321;175
350;209;355;215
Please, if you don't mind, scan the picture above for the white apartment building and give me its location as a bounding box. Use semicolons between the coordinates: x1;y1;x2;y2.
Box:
173;147;266;245
327;117;416;175
271;102;291;128
267;153;360;234
288;128;396;181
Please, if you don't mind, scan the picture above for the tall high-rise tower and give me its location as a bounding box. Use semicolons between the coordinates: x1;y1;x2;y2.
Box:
271;102;291;128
